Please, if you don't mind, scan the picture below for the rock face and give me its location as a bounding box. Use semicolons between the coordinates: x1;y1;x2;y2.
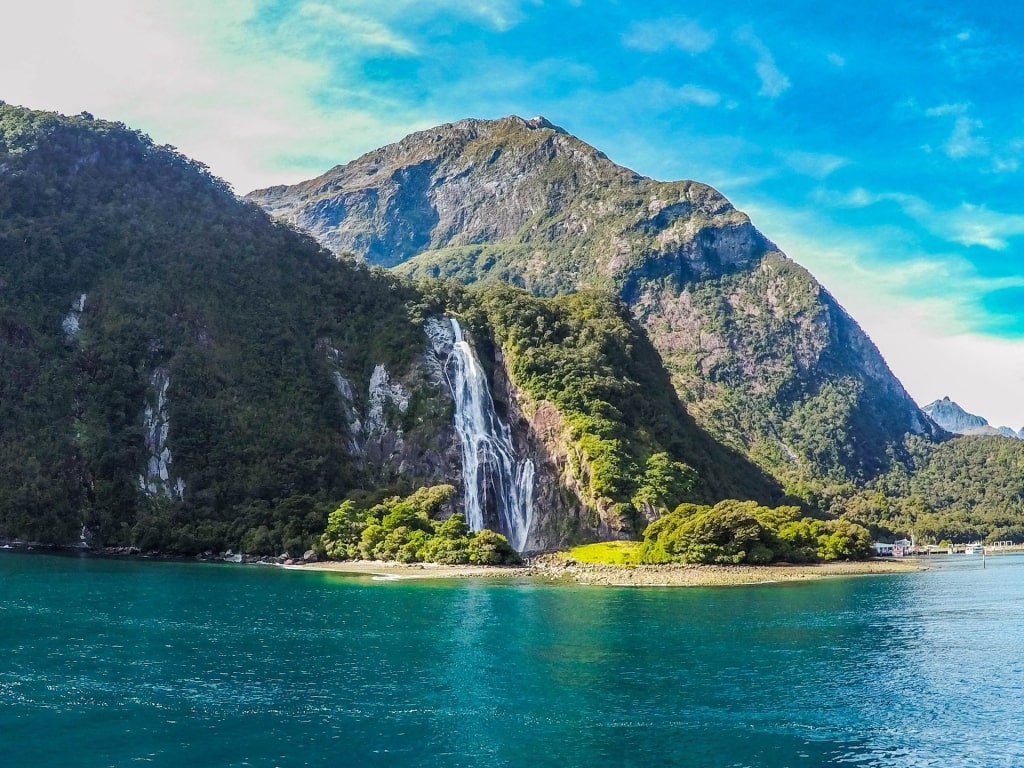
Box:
248;116;762;291
248;115;940;483
922;397;1022;439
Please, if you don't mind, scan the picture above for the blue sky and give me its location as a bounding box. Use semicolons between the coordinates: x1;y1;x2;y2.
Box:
4;0;1024;427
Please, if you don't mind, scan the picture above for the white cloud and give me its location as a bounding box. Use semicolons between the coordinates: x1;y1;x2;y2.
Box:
923;103;990;160
330;0;529;32
296;3;417;53
622;18;716;54
734;27;790;98
0;0;448;192
643;80;721;108
827;52;845;67
925;103;968;117
945;115;988;159
876;324;1024;431
600;79;722;120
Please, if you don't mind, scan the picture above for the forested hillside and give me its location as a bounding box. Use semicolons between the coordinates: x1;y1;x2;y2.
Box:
5;102;1023;556
0;104;436;552
0;104;782;555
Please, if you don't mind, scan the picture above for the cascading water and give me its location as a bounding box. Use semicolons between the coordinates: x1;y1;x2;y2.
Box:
443;318;534;552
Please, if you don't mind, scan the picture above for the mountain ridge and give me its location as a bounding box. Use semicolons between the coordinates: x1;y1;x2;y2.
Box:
247;114;940;485
10;102;1024;554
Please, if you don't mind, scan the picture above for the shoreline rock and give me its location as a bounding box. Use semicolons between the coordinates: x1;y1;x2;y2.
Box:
0;542;928;587
288;556;926;587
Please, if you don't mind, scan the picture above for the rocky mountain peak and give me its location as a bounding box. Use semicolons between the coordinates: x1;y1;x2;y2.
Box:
245;114;753;285
524;115;566;132
922;397;1022;439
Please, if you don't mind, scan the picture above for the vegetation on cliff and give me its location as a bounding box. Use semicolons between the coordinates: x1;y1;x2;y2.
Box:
410;281;783;536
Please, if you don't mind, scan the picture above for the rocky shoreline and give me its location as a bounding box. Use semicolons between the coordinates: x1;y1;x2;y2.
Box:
1;540;926;586
0;540;321;566
292;555;926;587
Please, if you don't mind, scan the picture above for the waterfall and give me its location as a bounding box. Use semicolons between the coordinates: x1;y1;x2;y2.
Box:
443;318;534;552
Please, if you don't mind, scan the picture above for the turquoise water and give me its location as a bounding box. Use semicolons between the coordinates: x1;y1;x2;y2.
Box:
3;552;1024;767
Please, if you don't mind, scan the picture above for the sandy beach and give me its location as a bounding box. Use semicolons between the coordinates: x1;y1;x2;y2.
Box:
287;556;925;587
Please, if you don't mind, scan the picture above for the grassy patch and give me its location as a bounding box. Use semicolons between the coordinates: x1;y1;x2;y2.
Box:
566;540;642;565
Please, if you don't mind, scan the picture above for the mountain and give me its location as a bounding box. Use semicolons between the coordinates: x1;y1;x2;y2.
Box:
0;103;461;552
12;102;1019;556
248;115;940;486
0;103;778;555
922;397;1022;439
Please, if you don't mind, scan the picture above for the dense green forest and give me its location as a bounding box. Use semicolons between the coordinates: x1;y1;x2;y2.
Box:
0;104;427;554
640;500;873;564
797;434;1024;545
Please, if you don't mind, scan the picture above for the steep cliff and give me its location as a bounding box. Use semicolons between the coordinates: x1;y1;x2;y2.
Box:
248;115;939;485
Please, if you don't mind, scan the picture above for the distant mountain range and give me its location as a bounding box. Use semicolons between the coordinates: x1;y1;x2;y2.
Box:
922;397;1023;439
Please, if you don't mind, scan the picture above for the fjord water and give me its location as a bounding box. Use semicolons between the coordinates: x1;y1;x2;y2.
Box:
3;553;1024;768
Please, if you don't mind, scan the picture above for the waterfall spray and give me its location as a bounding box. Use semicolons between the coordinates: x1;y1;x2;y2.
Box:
443;318;534;551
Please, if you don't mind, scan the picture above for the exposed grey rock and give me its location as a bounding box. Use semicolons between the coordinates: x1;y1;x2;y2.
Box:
922;396;1022;439
138;368;185;499
61;292;87;339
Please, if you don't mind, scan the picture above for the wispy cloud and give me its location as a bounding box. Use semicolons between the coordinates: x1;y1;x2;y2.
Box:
933;22;1018;80
622;17;716;54
925;104;987;159
815;186;1024;250
734;27;790;98
780;150;847;179
623;79;721;109
925;102;968;118
295;3;417;54
945;115;988;159
330;0;528;32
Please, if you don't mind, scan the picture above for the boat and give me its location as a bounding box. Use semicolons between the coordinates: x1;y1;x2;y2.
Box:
964;544;985;555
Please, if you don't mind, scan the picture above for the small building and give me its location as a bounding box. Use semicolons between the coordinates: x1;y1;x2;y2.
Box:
873;542;894;556
892;538;913;557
